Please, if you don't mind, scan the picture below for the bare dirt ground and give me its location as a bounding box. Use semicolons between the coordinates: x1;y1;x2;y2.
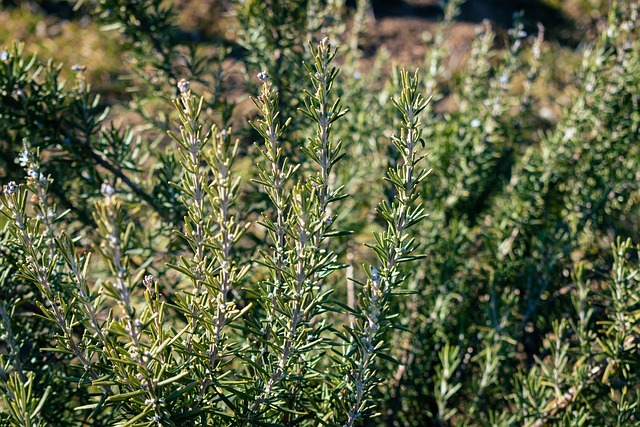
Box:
360;0;578;66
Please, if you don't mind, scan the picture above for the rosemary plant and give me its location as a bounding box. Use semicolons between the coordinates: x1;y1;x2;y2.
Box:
1;1;639;426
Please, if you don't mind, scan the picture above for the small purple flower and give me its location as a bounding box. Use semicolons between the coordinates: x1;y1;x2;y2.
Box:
177;78;190;94
18;149;29;167
257;71;269;82
143;274;154;289
100;183;115;197
371;268;380;286
3;181;18;196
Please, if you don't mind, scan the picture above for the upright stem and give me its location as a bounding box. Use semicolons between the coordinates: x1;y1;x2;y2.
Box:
344;69;430;426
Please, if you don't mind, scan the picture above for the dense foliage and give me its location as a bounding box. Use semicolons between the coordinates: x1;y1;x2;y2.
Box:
1;0;639;425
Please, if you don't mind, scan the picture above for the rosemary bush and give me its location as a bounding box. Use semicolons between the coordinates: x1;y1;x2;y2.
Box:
1;0;639;425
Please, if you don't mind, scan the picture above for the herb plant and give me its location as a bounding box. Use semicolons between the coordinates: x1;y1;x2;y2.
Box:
1;0;638;425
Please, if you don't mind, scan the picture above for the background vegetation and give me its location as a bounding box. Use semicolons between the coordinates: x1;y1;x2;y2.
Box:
0;0;639;425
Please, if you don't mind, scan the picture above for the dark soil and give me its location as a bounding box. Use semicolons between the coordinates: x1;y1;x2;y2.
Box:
359;0;579;66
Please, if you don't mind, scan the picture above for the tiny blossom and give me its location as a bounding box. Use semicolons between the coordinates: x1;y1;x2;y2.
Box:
507;26;526;40
563;127;577;142
257;71;269;81
177;78;190;94
143;274;154;289
3;181;18;196
607;26;615;38
371;268;380;286
0;51;8;61
471;118;481;128
18;149;29;167
320;37;329;48
353;70;361;80
71;64;87;72
100;183;115;197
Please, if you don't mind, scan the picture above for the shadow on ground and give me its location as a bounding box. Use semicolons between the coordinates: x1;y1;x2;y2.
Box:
370;0;577;45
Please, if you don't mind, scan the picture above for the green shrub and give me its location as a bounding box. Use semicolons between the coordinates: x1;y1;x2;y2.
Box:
0;0;638;425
